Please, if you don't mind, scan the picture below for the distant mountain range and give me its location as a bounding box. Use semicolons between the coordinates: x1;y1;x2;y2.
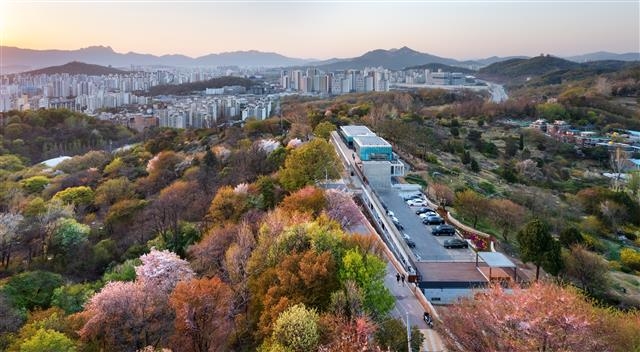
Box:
1;45;638;73
24;61;127;75
311;46;463;71
0;45;316;71
565;51;640;63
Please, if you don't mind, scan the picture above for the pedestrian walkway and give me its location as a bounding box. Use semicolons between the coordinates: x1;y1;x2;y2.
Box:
384;262;446;352
420;329;446;352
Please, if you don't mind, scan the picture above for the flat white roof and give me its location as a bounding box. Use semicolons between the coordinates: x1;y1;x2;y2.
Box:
340;125;374;137
353;135;392;147
477;252;516;268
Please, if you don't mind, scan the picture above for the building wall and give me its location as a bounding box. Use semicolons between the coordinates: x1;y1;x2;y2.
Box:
422;288;475;305
362;161;392;189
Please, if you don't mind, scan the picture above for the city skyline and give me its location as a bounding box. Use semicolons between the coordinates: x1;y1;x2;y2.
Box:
1;1;638;60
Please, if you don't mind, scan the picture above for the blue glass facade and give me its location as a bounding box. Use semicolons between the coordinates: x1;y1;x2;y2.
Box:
355;144;393;161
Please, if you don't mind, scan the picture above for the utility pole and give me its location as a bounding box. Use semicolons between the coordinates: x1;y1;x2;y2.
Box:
406;311;412;352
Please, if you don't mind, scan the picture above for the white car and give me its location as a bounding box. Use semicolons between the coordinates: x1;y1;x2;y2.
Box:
419;211;437;219
407;199;427;207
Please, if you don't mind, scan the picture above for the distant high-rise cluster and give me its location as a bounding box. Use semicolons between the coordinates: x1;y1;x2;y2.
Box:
280;67;390;94
155;95;274;129
0;68;231;113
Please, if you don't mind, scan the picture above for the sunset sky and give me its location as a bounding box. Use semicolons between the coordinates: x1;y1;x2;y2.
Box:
1;0;638;60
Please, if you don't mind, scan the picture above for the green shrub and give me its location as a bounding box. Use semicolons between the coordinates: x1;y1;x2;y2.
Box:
582;234;606;253
2;271;64;310
620;248;640;271
20;176;50;194
51;282;98;314
608;260;622;271
423;153;439;164
478;181;495;194
405;174;427;187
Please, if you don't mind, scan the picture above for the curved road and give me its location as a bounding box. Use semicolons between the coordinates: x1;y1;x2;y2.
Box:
486;82;508;103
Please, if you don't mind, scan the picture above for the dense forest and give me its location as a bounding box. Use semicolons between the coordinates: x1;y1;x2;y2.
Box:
0;111;433;351
0;109;134;164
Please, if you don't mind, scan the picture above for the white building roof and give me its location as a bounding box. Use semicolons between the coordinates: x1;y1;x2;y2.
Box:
340;125;374;138
353;135;392;147
40;156;71;168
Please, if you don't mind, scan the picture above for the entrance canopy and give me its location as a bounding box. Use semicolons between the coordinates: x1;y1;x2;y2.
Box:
476;252;518;284
477;252;516;268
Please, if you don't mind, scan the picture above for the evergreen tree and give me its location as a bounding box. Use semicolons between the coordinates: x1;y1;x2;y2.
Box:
470;158;480;172
517;219;562;280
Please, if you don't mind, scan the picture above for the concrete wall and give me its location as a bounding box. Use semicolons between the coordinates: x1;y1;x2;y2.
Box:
394;184;422;193
362;161;391;189
423;288;475;305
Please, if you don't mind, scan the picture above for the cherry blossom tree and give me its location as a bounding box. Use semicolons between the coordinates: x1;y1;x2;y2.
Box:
438;282;609;352
136;249;195;293
324;189;365;230
78;281;161;351
79;249;194;350
319;315;384;352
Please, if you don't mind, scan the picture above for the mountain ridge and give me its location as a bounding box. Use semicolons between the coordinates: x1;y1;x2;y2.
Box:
476;55;638;84
0;45;317;71
23;61;127;75
2;45;638;73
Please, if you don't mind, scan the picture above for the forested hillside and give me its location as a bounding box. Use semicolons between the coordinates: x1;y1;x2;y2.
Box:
0;112;428;351
0;109;134;164
145;76;256;96
1;60;640;351
477;55;638;87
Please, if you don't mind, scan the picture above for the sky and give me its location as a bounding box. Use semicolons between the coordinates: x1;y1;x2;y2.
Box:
1;0;639;60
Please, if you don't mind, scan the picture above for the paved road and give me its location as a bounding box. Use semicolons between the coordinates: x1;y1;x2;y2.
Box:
385;262;446;352
331;131;447;351
486;81;508;103
376;189;476;262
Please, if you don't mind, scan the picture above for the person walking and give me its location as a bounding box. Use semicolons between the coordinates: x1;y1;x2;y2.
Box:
401;274;405;286
396;273;401;284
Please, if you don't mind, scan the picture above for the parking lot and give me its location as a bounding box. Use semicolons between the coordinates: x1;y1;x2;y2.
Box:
375;188;477;262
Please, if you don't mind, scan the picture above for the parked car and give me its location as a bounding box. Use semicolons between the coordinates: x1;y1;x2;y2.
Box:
403;233;416;248
432;224;456;236
422;215;444;225
443;238;469;249
407;199;427;207
415;207;434;215
419;211;437;219
394;221;404;231
402;193;423;201
387;211;395;218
